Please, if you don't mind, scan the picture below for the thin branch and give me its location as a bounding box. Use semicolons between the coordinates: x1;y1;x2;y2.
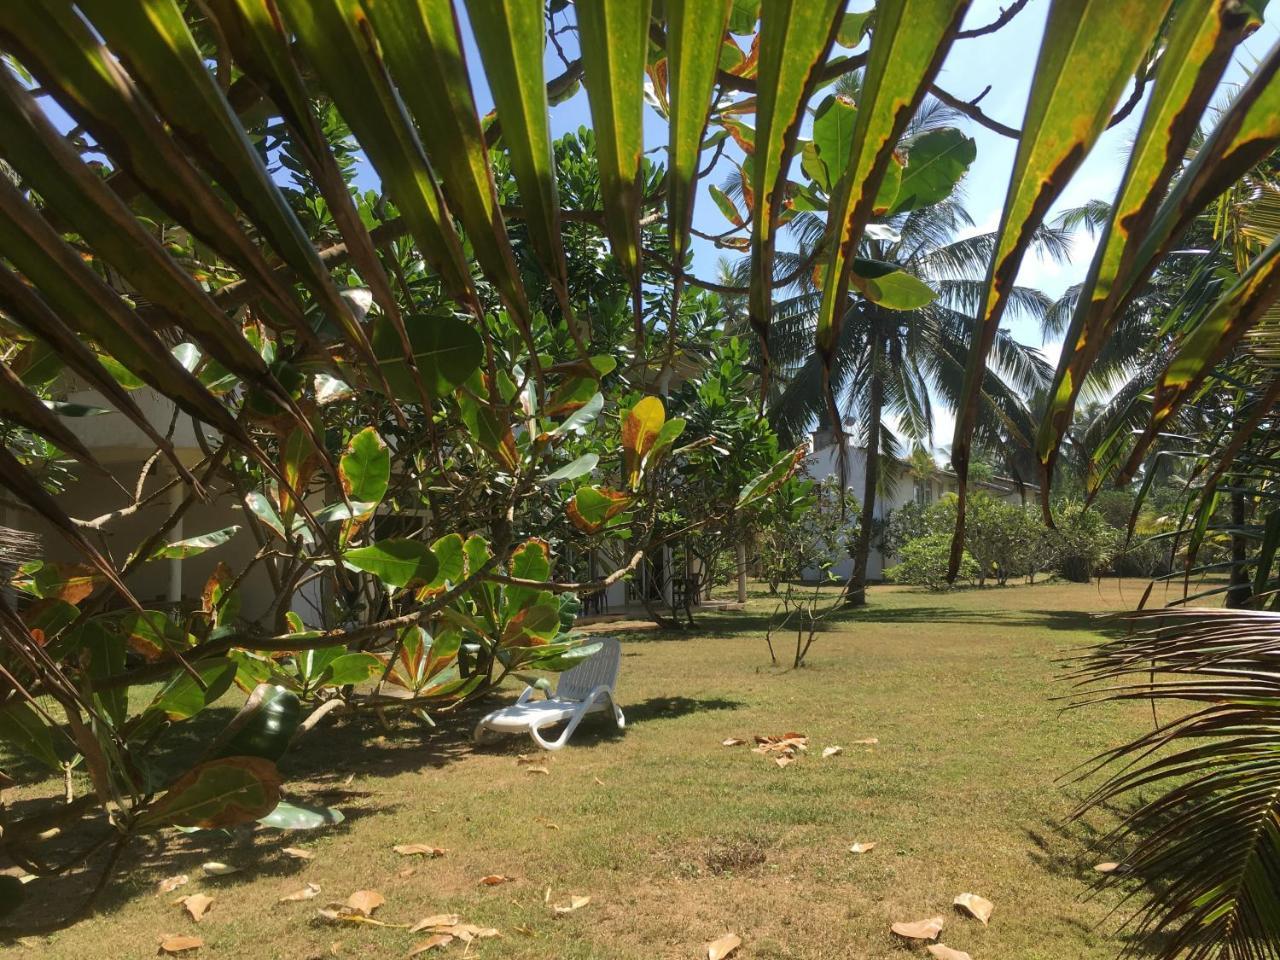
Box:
955;0;1033;39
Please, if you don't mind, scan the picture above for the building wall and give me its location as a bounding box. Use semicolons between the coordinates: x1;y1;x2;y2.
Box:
804;434;1029;581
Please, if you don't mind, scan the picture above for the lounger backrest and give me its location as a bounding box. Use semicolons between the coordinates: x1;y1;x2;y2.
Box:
555;637;621;701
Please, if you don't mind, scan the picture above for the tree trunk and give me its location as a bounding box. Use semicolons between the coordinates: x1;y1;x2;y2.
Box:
1227;490;1252;608
846;325;884;607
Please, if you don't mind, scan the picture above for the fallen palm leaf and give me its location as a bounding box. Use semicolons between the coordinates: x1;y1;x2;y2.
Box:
177;893;214;922
393;844;447;857
553;895;590;915
953;892;993;925
707;932;741;960
927;945;973;960
822;745;843;757
158;874;190;894
201;862;238;877
410;914;461;932
282;847;314;860
279;883;322;903
480;874;513;886
159;935;204;954
407;935;453;955
849;841;877;854
891;916;945;940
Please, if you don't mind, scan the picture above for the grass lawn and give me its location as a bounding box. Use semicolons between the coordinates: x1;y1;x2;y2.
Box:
10;580;1165;959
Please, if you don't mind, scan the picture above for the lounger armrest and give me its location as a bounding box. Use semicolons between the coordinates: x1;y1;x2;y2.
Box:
515;682;553;704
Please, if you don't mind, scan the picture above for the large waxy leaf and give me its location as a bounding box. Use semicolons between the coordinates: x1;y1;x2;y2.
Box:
567;486;633;533
665;0;734;274
544;453;600;483
575;0;653;327
365;0;535;344
621;395;666;490
0;68;272;388
149;526;241;561
0;700;63;772
464;0;571;305
275;0;475;305
208;684;302;764
340;428;391;507
813;0;970;383
1036;0;1267;505
890;127;977;215
737;445;804;506
0;0;309;331
141;756;282;830
948;0;1174;577
258;800;345;830
747;0;843;382
369;313;485;402
147;659;239;722
345;540;440;589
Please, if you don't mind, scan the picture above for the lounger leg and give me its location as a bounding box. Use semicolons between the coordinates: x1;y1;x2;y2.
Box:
474;712;500;744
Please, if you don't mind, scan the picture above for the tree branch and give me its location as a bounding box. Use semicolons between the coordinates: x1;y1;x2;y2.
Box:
955;0;1033;39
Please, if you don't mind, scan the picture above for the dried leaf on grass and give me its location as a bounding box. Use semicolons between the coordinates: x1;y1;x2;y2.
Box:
553;895;590;915
525;766;550;775
158;935;204;954
279;883;322;903
421;924;499;943
393;844;447;857
157;874;189;894
410;914;461;932
751;733;808;757
927;945;973;960
721;738;747;747
407;935;453;955
852;737;879;745
282;847;314;860
849;841;876;854
201;862;238;877
822;746;843;758
1094;861;1120;873
480;875;513;886
176;893;214;922
346;890;385;917
891;916;945;940
774;756;794;768
953;892;993;925
707;933;741;960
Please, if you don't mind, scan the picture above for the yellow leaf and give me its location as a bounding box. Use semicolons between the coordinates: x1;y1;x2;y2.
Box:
953;892;993;925
891;916;945;940
621;396;665;487
177;893;214;922
346;889;385;917
159;935;204;954
393;844;447;857
553;895;591;915
707;933;741;960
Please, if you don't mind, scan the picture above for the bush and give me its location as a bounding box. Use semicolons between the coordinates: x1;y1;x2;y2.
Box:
1053;500;1120;582
885;533;978;590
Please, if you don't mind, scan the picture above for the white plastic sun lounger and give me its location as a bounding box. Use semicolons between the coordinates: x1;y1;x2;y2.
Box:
473;638;625;751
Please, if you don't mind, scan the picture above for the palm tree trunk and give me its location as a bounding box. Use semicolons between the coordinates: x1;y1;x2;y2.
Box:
846;324;884;607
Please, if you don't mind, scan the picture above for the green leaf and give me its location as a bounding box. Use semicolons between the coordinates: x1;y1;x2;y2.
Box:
809;94;858;193
507;538;552;611
339;427;390;507
568;486;633;534
575;0;652;306
422;533;466;594
464;0;572;301
82;619;127;728
321;653;381;687
813;0;969;383
140;756;282;831
747;0;842;380
835;10;873;47
148;525;240;560
147;659;238;722
1037;0;1272;490
738;445;804;507
951;0;1174;511
244;491;286;538
345;539;440;589
551;392;604;437
0;701;63;772
848;258;937;311
544;453;599;483
708;183;744;227
208;683;302;763
370;312;484;402
257;800;345;830
665;0;734;269
890;127;976;215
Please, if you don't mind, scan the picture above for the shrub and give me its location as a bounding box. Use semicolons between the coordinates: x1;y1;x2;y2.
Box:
885;533;978;590
1053;500;1121;582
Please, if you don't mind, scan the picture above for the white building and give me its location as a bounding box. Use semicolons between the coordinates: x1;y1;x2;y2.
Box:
806;426;1033;581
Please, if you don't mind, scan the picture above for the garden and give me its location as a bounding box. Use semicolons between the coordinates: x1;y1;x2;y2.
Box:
1;1;1279;958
